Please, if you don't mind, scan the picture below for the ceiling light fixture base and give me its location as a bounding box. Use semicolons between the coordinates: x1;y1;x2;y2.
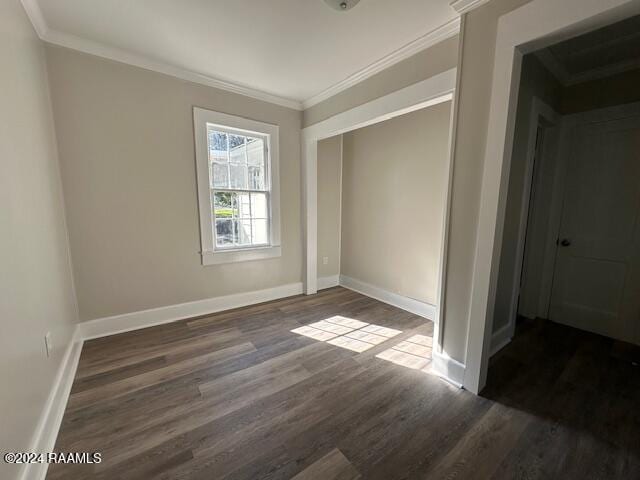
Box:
324;0;361;12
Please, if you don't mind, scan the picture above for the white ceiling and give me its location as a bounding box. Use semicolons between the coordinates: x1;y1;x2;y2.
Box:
28;0;458;109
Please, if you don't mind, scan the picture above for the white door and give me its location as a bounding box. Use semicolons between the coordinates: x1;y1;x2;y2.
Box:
549;115;640;343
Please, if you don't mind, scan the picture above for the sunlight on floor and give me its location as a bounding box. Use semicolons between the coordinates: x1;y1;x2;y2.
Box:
292;318;433;373
375;335;432;371
290;316;401;352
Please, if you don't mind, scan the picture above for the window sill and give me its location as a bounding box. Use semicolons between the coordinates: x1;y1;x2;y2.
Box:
201;245;281;266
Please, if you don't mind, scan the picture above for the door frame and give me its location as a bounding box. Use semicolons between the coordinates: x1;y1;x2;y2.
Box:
463;0;640;393
492;97;561;353
301;67;458;383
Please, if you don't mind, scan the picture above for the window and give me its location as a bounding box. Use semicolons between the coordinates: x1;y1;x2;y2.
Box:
193;108;281;265
209;131;269;248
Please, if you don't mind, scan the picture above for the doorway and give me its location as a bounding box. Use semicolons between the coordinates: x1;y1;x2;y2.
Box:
463;0;640;393
491;17;640;359
491;91;562;352
301;68;459;385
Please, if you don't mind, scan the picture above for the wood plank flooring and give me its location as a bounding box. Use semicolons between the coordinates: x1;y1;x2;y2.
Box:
49;287;640;479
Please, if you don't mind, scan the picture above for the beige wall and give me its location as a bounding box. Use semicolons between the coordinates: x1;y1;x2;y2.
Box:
0;1;78;478
441;0;533;362
303;35;459;127
492;54;562;333
45;45;303;321
341;103;452;305
317;136;342;279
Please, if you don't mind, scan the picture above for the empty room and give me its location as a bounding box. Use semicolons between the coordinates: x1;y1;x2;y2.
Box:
2;0;639;479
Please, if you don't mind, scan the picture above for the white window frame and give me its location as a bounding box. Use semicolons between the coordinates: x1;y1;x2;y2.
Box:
193;107;281;265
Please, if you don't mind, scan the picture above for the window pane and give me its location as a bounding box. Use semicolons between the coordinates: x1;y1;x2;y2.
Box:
235;219;252;245
213;191;236;219
252;219;268;245
212;163;229;188
250;192;268;218
229;134;245;149
211;131;228;151
215;218;233;247
209;131;228;163
237;192;251;219
229;135;246;164
248;166;265;190
230;164;247;189
207;131;270;249
247;137;264;166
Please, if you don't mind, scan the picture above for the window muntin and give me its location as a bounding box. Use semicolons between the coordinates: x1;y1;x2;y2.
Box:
207;127;270;250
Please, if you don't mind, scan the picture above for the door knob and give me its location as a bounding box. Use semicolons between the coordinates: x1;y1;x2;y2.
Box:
560;238;571;247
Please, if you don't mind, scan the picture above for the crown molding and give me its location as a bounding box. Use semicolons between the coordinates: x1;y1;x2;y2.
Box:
450;0;492;15
19;1;303;111
302;17;460;109
21;0;462;113
534;49;571;85
535;48;640;87
43;29;304;110
566;58;640;85
20;0;47;37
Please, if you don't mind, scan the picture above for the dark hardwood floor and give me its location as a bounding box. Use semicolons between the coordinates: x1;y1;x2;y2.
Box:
49;287;640;479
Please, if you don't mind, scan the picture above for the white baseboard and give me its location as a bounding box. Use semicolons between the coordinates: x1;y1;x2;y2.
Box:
20;331;84;480
317;274;340;290
431;350;466;388
338;275;437;321
77;282;304;340
490;324;513;356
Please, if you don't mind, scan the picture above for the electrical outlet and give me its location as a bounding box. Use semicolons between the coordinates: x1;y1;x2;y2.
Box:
44;332;53;358
322;256;329;265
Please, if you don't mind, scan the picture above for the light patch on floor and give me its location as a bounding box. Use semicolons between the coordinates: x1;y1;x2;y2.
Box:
361;324;402;338
290;316;402;353
325;315;369;329
308;320;354;335
392;340;431;358
403;334;432;346
375;334;433;371
327;336;373;352
344;330;388;345
290;325;338;341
